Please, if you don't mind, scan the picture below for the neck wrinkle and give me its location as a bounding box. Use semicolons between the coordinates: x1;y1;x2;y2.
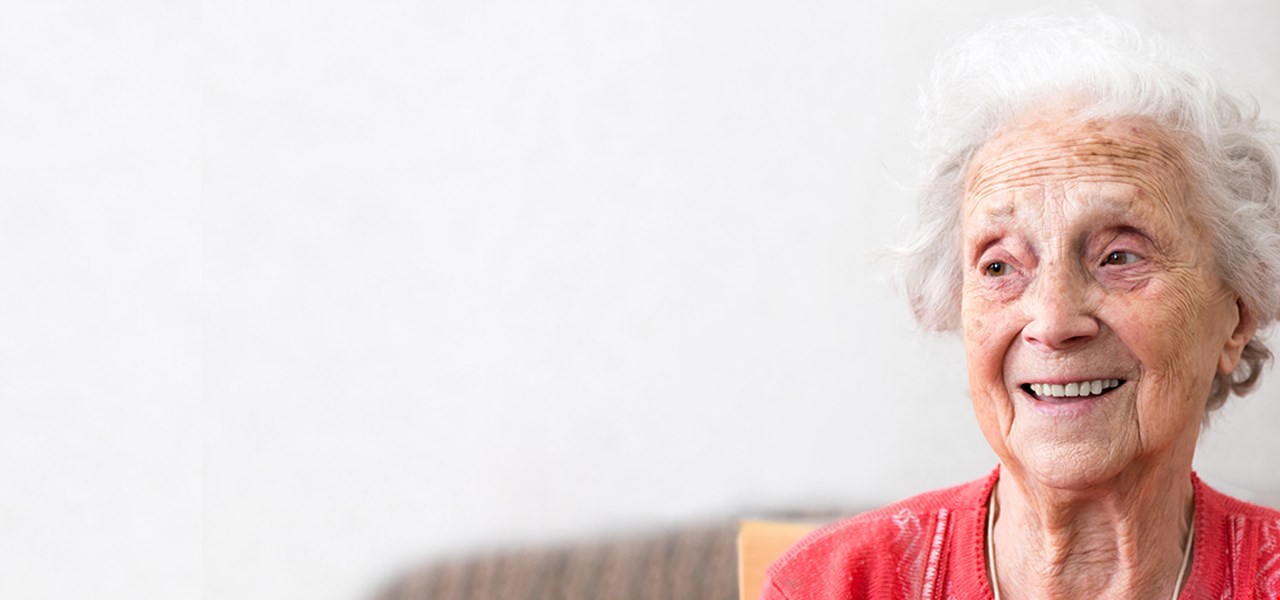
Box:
991;459;1195;600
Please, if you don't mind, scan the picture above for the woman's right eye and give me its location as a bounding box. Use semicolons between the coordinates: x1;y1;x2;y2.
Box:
984;261;1012;277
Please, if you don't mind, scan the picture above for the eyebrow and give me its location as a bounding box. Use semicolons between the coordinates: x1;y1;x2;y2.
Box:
962;207;1014;263
977;200;1017;222
1075;193;1137;216
962;190;1024;229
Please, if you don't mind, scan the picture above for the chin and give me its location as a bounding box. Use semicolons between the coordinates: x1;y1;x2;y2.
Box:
1018;446;1131;491
1004;421;1140;491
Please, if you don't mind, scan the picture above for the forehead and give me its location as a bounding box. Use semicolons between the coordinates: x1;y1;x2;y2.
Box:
967;183;1148;226
963;113;1193;222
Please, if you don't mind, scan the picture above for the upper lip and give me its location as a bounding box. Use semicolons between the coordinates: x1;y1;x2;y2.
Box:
1018;376;1124;385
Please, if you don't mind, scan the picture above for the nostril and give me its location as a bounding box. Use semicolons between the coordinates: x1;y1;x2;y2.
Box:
1022;315;1101;350
1020;282;1101;350
1061;333;1094;346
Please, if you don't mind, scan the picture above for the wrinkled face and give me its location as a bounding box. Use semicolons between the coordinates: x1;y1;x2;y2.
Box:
960;111;1252;489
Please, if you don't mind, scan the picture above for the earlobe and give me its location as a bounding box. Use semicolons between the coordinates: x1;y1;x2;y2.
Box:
1219;298;1258;375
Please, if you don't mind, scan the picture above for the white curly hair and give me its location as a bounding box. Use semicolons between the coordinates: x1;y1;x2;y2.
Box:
898;12;1280;410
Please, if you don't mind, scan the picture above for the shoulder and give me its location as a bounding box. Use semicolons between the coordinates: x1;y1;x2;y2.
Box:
776;470;995;563
1194;474;1280;524
1189;474;1280;597
760;469;997;600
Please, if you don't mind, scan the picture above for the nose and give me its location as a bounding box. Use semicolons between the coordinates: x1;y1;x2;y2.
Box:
1020;262;1099;351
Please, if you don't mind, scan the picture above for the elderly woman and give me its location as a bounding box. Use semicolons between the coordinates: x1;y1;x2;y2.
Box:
761;14;1280;600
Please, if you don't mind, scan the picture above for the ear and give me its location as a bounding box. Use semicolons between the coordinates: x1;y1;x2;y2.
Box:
1218;297;1258;375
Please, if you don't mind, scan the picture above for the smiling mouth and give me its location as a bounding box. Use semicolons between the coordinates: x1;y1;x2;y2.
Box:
1021;379;1125;400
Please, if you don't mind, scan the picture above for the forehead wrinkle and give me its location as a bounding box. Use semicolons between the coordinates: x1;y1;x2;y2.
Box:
967;182;1151;233
1061;182;1138;216
966;131;1191;203
962;184;1146;258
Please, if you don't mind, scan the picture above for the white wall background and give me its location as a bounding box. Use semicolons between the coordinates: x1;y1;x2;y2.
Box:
0;1;200;599
2;1;1278;599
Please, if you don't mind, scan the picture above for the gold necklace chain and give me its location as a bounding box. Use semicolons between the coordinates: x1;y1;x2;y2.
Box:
984;485;1194;600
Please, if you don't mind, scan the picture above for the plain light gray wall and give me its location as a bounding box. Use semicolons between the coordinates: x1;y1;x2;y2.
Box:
4;2;1279;600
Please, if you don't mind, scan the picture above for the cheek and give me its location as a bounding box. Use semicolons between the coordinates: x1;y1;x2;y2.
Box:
962;290;1021;389
962;296;1019;448
1120;278;1220;370
962;300;994;370
1110;277;1225;423
961;279;997;338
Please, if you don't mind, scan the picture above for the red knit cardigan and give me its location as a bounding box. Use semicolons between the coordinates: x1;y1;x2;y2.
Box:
761;468;1280;599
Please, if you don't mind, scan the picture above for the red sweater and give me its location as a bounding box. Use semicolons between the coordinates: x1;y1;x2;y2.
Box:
761;468;1280;599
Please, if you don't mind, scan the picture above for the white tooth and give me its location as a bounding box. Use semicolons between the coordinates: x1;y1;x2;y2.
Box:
1065;382;1079;396
1051;384;1065;397
1031;383;1042;395
1077;383;1091;397
1110;379;1119;388
1091;380;1102;394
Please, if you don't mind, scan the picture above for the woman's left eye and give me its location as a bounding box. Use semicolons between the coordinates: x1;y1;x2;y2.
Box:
1102;250;1140;266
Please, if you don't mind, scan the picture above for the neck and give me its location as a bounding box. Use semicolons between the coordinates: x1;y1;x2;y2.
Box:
991;459;1195;600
